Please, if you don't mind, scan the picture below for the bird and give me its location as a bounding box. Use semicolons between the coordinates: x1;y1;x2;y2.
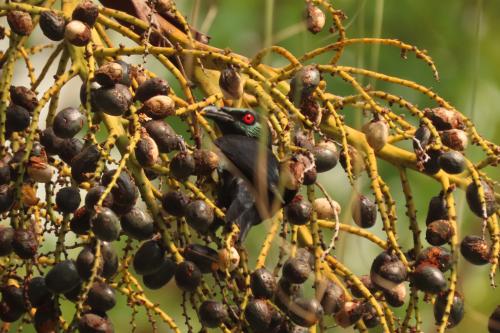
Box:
203;106;296;242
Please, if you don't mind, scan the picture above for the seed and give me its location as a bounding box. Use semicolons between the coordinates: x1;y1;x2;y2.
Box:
250;268;277;299
219;65;243;100
85;186;114;209
352;194;377;228
370;251;407;292
426;219;453;246
101;169;138;215
7;11;33;36
143;257;176;289
282;257;312;284
0;226;14;256
218;247;240;272
434;291;464;328
383;282;407;307
335;300;364;328
87;282;116;313
285;195;312;225
170;151;195;180
460;235;490;265
40;10;66;41
133;240;165;275
305;3;326;34
72;0;99;26
6;104;30;133
12;229;38;259
40;127;64;156
289;65;321;104
71;144;100;183
92;83;133;116
245;299;273;331
425;193;449;225
27;277;53;307
70;206;92;235
120;207;155;241
9;86;38;112
198;300;228;328
140;95;176;119
488;305;500;333
440;129;468;151
95;62;130;87
59;137;84;164
362;304;380;328
134;77;170;102
56;187;81;213
78;312;114;333
45;260;81;294
185;200;214;234
175;260;202;292
53;107;85;139
135;131;159;167
466;180;497;218
362;117;389;151
424;107;464;130
64;20;91;46
415;246;452;272
439;151;466;174
193;149;220;175
90;207;121;242
320;280;346;315
410;263;447;294
161;191;190;217
143;120;182;153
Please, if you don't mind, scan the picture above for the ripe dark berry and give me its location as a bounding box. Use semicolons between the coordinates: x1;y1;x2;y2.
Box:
285;195;312;225
143;257;176;289
245;299;273;331
413;124;432;150
59;137;84;164
289;65;321;104
434;291;464;328
185;200;214;234
77;242;118;280
424;107;464;130
320;280;345;315
0;300;24;323
426;219;453;246
1;285;28;313
489;305;500;333
352;194;377;228
0;226;14;256
27;277;53;307
56;186;81;213
422;149;442;175
135;132;159;167
198;300;228;328
71;144;100;183
415;246;452;272
183;244;219;273
6;104;30;132
460;235;490;265
40;11;66;41
7;11;33;36
143;120;182;153
305;3;325;34
65;20;91;46
282;257;311;284
12;229;38;259
45;260;81;294
133;240;165;275
161;191;190;216
140;95;176;119
40;127;64;155
134;77;170;102
72;0;99;26
85;186;114;209
9;86;38;112
34;302;59;332
439;151;466;174
466;180;496;218
312;140;338;173
410;264;447;294
175;260;202;292
53;107;85;138
426;193;449;225
87;282;116;313
91;207;121;242
170;151;195;180
101;169;138;215
92;83;133;116
120;207;155;240
370;251;407;291
0;185;14;213
70;206;92;235
78;312;114;333
250;268;277;299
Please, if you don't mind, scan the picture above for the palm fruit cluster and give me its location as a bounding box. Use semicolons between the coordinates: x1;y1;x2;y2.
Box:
0;0;499;332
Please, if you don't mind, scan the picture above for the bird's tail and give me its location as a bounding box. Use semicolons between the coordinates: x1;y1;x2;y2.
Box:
234;205;262;243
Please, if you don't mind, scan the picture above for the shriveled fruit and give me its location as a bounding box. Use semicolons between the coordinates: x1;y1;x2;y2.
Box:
135;132;159;167
7;11;33;36
362;117;389;151
305;3;326;34
140;95;176;119
95;61;130;87
219;65;243;100
71;144;100;183
65;20;91;46
426;219;453;246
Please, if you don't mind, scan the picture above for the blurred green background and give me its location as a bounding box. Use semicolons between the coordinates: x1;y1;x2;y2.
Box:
3;0;500;332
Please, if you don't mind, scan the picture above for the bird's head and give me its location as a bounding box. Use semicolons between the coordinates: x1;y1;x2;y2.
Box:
203;106;264;139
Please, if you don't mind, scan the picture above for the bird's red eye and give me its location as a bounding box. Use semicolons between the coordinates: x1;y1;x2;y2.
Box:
242;113;255;125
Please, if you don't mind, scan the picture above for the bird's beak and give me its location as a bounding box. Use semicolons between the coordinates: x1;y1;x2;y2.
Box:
202;106;234;123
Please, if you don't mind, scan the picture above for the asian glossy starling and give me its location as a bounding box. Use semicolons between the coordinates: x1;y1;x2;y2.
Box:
203;106;295;241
